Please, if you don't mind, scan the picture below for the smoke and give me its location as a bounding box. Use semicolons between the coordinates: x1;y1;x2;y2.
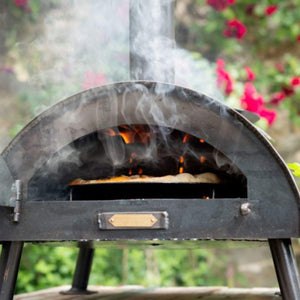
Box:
12;0;130;117
129;0;222;100
0;0;238;203
129;0;175;82
3;0;222;125
174;49;223;101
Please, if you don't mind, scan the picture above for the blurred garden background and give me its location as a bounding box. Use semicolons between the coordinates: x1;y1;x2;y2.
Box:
1;0;300;294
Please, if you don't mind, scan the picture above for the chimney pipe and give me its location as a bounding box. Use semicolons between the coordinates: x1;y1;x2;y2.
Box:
129;0;175;83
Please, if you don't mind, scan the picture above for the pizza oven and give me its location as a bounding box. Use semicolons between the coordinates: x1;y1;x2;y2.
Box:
1;2;300;300
1;81;300;299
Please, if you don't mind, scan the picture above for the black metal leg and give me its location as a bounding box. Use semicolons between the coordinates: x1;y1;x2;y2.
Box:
0;241;24;300
269;239;300;300
61;245;96;295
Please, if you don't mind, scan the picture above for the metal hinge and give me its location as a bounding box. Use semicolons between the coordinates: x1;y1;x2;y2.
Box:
8;180;22;223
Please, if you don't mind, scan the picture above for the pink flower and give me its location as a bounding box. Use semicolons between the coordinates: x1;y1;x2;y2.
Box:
4;67;14;74
14;0;31;12
244;66;255;81
241;83;277;125
0;65;14;74
216;58;225;68
270;92;285;105
275;63;284;73
265;5;278;16
259;108;277;125
82;72;108;90
245;5;255;15
216;59;234;95
241;82;264;113
14;0;29;7
291;76;300;86
206;0;235;11
223;19;247;40
298;35;300;42
282;85;294;96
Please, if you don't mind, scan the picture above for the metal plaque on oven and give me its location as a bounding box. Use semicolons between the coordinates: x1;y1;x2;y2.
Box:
98;212;169;230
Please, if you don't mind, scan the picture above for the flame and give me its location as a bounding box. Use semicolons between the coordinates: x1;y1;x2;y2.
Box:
119;129;136;144
102;126;210;177
118;125;151;144
103;128;117;136
179;156;184;174
182;134;189;144
203;196;210;200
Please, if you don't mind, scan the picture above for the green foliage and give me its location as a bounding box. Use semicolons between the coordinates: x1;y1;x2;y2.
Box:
288;163;300;177
16;245;229;294
17;245;77;294
183;0;300;125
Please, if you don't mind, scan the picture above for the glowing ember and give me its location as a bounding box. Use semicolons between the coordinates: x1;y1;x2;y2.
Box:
119;126;136;144
103;125;151;145
131;153;137;159
182;134;189;143
101;125;211;176
103;128;117;136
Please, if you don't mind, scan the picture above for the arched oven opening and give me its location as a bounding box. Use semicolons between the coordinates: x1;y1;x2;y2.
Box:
28;124;247;201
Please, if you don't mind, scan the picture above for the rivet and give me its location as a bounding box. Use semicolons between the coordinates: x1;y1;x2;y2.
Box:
240;203;252;216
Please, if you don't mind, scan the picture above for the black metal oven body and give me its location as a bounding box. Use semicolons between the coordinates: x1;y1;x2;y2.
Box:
0;81;300;299
0;81;299;240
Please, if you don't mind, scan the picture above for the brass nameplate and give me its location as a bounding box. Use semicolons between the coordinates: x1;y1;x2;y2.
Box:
98;212;169;230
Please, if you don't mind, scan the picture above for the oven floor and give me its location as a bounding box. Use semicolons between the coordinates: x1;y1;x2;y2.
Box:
14;286;280;299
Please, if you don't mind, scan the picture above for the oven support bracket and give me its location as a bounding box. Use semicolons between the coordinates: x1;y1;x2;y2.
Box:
0;241;23;300
61;245;96;295
269;239;300;300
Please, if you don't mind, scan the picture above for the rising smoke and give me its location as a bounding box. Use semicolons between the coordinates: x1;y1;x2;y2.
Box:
0;0;230;203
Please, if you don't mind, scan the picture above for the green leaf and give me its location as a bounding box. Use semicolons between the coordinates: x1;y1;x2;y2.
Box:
287;163;300;177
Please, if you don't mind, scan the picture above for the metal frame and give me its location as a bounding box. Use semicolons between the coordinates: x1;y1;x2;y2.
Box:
1;238;300;299
0;242;23;300
269;239;300;299
61;245;96;295
0;0;299;296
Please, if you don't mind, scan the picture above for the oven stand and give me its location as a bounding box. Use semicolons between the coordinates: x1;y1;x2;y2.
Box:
61;245;96;295
0;241;24;300
269;239;300;300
